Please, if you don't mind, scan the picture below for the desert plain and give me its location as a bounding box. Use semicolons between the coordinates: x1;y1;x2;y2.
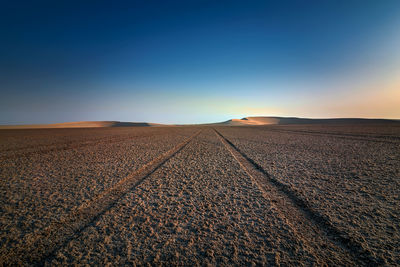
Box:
0;122;399;266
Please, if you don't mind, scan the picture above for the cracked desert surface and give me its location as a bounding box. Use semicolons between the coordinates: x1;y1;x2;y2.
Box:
1;124;399;266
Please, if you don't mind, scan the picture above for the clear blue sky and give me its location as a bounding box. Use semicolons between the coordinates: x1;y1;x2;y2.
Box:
1;0;399;124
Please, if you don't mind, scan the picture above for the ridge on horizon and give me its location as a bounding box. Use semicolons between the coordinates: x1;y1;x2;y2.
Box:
0;116;399;129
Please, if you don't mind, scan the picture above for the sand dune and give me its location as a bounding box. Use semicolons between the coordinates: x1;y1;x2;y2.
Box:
218;117;280;126
217;116;399;126
1;117;398;129
0;121;162;129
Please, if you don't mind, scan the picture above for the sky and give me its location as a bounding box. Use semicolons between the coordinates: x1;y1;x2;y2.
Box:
1;0;399;124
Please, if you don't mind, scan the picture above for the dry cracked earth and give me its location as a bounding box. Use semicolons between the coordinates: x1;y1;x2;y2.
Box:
0;124;399;266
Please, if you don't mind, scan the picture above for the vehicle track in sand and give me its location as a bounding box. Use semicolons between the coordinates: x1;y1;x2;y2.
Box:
214;128;385;266
48;129;323;266
1;130;201;265
2;126;396;265
0;128;199;256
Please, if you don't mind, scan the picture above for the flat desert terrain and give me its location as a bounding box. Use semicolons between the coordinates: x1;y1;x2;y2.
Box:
0;124;399;265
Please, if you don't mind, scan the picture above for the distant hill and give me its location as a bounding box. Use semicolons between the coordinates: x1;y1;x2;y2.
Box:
0;121;163;129
213;116;400;126
1;117;399;129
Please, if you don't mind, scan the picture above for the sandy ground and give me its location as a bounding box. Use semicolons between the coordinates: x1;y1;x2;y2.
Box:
217;124;400;265
0;127;198;260
0;124;399;265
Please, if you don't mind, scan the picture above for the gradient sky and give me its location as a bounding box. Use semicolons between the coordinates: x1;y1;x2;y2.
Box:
1;0;399;124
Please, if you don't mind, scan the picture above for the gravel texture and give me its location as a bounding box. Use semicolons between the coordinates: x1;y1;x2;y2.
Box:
48;129;318;266
0;127;198;260
217;124;400;265
1;124;398;265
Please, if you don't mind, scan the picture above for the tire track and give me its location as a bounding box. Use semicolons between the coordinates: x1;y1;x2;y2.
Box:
214;128;385;266
2;130;202;266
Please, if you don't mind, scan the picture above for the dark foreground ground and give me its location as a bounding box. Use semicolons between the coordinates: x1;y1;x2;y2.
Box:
0;124;399;266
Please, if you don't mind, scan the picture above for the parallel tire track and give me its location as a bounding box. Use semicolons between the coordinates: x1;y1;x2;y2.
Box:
214;128;385;266
2;130;201;266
